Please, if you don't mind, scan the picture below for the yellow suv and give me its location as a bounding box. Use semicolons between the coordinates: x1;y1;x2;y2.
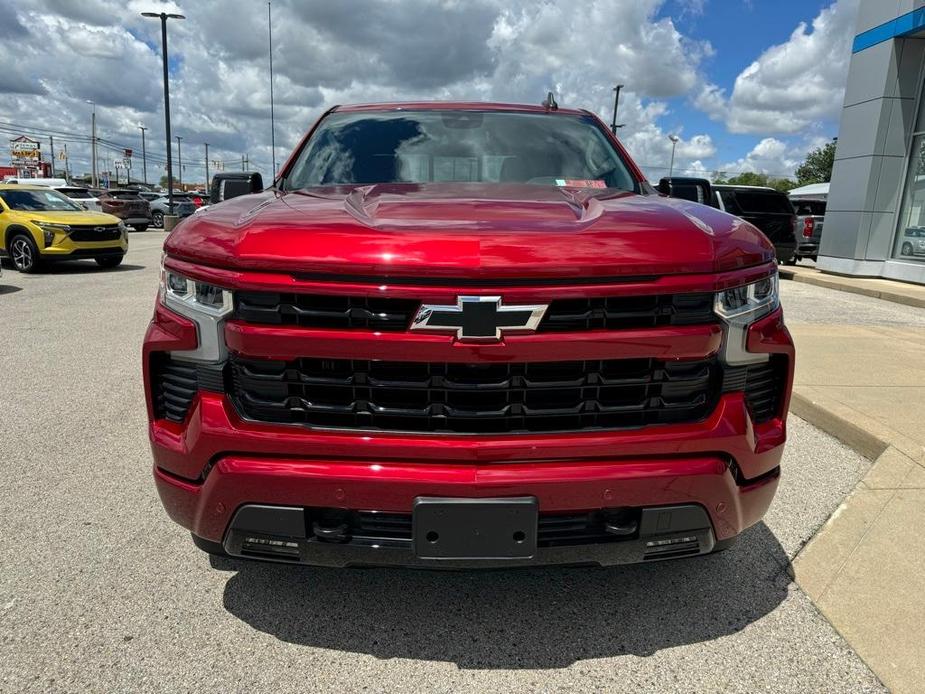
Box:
0;184;128;273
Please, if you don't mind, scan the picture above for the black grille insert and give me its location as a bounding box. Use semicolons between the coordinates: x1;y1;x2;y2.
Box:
307;508;638;548
68;224;122;242
230;356;719;433
152;358;198;422
233;291;717;332
235;292;420;331
724;356;786;424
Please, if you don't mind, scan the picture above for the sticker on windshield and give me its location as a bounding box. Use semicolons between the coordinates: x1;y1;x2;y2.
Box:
555;179;607;188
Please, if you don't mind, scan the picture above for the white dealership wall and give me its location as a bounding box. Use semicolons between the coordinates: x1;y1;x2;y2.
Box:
819;0;925;284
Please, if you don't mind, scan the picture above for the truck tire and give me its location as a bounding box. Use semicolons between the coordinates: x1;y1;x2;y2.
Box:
9;233;40;273
95;254;125;269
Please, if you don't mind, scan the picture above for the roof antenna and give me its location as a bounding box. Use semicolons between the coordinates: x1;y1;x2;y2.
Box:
542;91;558;112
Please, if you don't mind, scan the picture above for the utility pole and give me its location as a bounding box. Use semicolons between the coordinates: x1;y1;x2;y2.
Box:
610;84;624;135
142;11;185;214
204;142;209;192
87;100;97;187
49;136;55;177
63;143;70;178
139;125;148;185
176;135;183;188
268;1;277;178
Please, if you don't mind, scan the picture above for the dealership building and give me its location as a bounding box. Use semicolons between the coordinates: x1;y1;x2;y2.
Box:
821;0;925;284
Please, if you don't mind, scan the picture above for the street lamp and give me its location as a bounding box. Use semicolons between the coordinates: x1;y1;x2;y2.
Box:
139;125;148;185
668;134;680;178
610;84;625;135
86;100;97;188
176;135;183;187
141;10;185;216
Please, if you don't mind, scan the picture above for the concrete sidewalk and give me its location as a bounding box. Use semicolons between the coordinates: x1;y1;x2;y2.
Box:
780;263;925;308
781;276;925;693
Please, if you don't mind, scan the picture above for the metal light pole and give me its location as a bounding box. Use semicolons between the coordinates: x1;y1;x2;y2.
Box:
668;134;680;178
610;84;624;135
142;11;184;215
268;1;277;178
139;125;148;185
176;135;183;187
86;100;97;187
204;142;209;192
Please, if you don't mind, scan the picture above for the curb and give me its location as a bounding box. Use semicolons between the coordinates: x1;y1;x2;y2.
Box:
789;390;889;462
789;388;925;693
780;268;925;309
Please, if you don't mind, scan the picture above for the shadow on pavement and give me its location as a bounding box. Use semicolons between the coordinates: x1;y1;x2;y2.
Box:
0;284;23;295
220;522;789;669
35;262;146;275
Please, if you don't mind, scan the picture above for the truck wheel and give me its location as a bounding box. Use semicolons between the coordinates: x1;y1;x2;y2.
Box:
902;242;913;256
152;211;164;228
132;224;149;232
95;254;125;269
9;233;40;273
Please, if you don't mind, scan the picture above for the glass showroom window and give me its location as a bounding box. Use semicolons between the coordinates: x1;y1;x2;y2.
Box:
895;97;925;261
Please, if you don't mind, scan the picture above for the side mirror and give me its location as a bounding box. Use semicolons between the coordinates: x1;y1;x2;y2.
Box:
210;172;264;204
657;177;716;208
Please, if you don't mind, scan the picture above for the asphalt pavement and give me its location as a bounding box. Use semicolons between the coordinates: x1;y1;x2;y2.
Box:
0;235;884;692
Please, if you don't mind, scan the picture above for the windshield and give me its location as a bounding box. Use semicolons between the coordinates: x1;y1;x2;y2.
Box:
58;188;93;199
0;188;84;212
284;110;638;191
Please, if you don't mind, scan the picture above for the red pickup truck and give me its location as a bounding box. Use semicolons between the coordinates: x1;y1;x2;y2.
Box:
145;102;793;568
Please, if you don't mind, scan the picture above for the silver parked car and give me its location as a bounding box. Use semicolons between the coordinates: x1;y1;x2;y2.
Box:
900;227;925;257
141;193;197;228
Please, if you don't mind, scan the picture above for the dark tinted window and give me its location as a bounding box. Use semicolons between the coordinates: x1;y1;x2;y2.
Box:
793;200;826;216
0;188;83;211
105;190;142;199
718;190;742;215
284;110;637;191
733;191;793;214
58;188;92;199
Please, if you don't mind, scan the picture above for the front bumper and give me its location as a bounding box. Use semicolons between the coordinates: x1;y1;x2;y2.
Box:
42;237;128;259
145;279;794;568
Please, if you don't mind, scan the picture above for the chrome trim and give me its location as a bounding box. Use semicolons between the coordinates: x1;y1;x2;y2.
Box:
162;272;234;362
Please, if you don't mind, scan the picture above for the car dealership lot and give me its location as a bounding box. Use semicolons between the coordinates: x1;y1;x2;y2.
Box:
0;235;883;692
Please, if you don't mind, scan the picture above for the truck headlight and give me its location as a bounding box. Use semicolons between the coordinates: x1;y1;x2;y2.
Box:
159;260;232;361
714;272;779;365
714;273;779;323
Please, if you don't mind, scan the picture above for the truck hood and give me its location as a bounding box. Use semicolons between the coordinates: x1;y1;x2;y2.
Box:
164;183;774;279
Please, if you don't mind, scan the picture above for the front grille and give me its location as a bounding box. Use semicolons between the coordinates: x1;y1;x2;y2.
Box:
68;224;122;242
233;291;717;332
229;356;719;434
235;292;420;331
309;508;636;547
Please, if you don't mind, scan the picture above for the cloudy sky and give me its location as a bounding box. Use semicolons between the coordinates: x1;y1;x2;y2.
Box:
0;0;860;186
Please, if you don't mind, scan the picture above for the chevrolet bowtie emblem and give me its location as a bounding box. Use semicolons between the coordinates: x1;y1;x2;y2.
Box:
411;296;548;341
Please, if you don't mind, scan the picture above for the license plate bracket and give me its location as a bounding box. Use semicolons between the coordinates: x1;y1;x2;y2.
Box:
412;497;538;560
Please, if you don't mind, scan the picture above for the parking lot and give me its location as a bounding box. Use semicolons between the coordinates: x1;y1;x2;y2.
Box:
0;234;885;692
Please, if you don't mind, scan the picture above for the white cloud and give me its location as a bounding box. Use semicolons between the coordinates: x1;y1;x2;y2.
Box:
695;0;860;134
716;137;802;179
0;0;718;184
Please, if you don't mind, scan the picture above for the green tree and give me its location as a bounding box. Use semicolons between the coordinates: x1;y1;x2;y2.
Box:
159;174;178;188
712;171;796;193
795;141;836;186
